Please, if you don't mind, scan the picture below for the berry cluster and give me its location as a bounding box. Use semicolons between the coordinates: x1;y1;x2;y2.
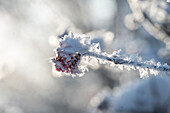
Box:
52;48;81;74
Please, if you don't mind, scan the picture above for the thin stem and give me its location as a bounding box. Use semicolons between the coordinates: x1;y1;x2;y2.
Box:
85;52;170;72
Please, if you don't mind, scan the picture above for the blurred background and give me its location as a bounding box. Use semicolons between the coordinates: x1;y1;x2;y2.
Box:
0;0;170;113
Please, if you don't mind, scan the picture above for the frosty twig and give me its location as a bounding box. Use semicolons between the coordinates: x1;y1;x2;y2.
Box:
86;52;170;72
50;32;170;77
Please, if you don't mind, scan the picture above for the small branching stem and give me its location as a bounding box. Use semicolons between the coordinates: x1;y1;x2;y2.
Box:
85;52;170;72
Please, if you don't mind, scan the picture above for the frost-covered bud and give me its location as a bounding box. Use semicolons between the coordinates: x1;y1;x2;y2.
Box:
51;49;81;74
50;32;99;76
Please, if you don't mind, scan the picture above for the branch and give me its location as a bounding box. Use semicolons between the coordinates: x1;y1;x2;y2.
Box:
50;32;170;77
86;52;170;72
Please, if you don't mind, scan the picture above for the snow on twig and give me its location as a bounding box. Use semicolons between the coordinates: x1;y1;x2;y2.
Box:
50;32;170;77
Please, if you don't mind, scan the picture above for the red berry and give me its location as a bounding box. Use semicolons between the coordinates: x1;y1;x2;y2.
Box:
53;49;81;74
